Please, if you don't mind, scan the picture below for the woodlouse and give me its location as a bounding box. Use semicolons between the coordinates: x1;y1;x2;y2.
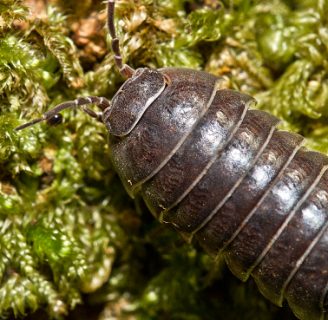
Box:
15;1;328;320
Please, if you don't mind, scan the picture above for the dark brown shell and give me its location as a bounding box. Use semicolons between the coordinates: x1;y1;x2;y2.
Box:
107;67;328;320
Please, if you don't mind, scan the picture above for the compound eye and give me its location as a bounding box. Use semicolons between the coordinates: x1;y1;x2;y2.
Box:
47;114;63;126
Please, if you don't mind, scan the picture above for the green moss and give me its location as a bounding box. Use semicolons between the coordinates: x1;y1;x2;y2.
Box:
1;0;328;319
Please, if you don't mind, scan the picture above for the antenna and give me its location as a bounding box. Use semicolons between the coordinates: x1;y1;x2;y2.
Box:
15;1;133;131
15;96;110;131
107;0;135;78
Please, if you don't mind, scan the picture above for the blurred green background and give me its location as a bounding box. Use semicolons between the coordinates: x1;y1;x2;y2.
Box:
1;0;328;319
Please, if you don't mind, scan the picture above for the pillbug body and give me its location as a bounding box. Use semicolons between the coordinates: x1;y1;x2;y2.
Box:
16;1;328;320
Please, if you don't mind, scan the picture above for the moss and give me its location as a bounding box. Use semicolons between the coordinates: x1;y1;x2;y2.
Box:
1;0;328;319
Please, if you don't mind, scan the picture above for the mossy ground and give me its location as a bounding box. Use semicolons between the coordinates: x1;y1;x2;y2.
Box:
1;0;328;319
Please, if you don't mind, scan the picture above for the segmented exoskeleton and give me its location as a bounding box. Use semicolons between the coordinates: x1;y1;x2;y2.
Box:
16;1;328;319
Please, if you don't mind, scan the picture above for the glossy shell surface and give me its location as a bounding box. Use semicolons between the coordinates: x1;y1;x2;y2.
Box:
108;67;328;320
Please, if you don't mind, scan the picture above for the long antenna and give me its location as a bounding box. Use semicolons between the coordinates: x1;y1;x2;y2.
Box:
15;96;110;131
15;1;130;131
107;0;135;78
